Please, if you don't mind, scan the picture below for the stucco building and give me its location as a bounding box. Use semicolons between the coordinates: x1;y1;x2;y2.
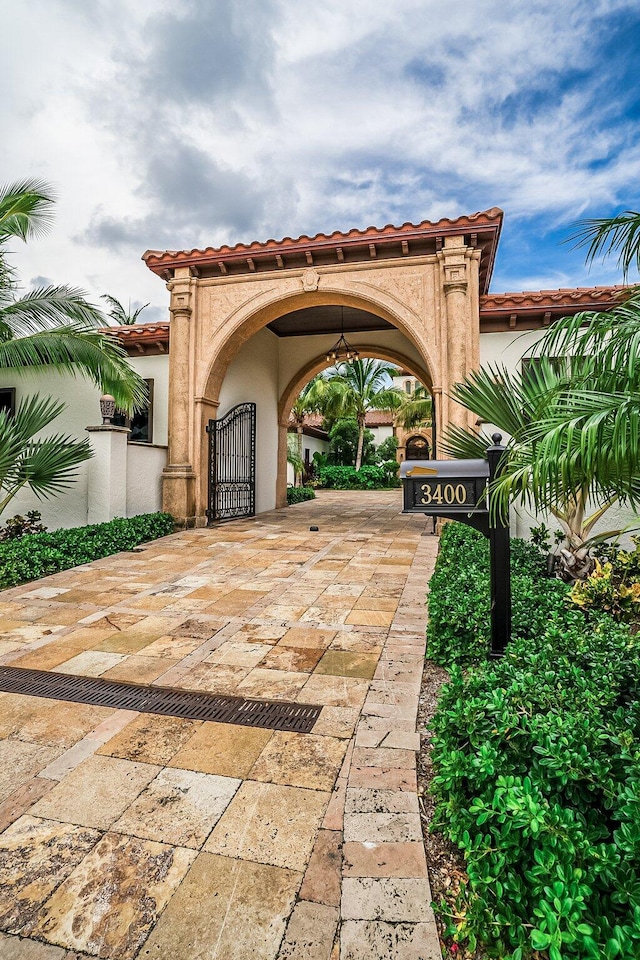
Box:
0;208;625;535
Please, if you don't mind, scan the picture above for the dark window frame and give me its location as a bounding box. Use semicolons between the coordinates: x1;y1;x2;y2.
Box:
0;387;16;417
113;379;154;443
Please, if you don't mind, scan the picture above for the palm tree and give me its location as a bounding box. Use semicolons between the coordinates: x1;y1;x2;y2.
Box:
514;289;640;517
309;359;403;470
102;295;150;326
444;358;621;578
396;384;433;430
0;179;146;414
0;394;93;518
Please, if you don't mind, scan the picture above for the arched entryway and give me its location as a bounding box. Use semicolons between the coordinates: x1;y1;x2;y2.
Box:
143;210;502;525
405;435;431;460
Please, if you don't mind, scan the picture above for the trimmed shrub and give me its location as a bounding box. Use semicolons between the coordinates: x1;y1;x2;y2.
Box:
427;521;567;665
0;512;175;589
286;486;316;505
428;521;640;959
317;464;399;489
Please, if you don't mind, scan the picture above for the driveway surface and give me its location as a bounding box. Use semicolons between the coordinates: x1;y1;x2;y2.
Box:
0;490;441;959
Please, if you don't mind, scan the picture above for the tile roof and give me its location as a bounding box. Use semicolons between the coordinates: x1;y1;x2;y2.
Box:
142;209;504;294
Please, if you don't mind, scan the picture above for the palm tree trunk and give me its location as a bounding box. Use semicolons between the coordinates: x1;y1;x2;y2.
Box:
355;417;365;471
297;427;303;486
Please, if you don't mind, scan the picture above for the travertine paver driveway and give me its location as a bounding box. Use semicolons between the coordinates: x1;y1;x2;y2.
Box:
0;490;441;960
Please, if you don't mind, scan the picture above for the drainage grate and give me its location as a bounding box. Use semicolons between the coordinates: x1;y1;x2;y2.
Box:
0;666;322;734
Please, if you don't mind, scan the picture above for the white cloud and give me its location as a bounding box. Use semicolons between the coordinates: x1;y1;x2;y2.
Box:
3;0;640;311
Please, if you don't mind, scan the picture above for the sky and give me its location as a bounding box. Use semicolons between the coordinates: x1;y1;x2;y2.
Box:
4;0;640;323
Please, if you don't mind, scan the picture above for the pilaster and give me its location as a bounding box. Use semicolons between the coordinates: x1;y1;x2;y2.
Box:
162;267;197;525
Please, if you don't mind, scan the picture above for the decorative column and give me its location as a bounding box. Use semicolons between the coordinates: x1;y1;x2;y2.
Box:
439;236;480;439
162;267;197;526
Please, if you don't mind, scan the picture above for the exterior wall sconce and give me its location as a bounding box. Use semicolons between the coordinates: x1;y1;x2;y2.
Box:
100;394;116;424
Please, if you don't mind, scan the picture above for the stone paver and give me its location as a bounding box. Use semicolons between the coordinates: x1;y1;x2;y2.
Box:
0;491;441;959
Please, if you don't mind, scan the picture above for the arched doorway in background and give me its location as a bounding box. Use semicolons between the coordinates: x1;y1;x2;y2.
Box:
405;435;430;460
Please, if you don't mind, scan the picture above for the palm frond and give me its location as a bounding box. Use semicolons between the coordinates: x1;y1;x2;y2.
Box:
0;285;105;334
568;211;640;280
102;294;150;325
0;178;55;244
0;328;148;414
0;393;93;517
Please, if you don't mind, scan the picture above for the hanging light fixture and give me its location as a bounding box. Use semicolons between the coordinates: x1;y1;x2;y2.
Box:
325;306;360;364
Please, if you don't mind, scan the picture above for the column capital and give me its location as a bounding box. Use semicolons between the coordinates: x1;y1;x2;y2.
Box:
442;260;468;295
168;275;195;319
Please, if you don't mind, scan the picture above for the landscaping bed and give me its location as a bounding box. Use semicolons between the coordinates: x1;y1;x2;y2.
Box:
420;523;640;960
286;486;316;505
0;512;175;589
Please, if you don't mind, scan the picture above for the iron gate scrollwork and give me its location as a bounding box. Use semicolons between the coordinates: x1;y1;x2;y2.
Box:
207;402;256;523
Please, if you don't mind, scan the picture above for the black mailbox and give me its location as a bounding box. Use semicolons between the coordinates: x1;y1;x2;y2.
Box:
400;438;511;659
400;458;488;524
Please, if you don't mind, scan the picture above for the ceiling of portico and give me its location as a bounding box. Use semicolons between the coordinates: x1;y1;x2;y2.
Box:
267;304;393;337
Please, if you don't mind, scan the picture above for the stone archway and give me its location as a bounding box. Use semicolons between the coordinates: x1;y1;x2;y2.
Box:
143;210;502;525
276;345;434;508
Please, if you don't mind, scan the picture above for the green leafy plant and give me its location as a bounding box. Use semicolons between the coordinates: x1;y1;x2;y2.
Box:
0;512;175;588
0;179;146;414
375;434;399;463
306;359;403;469
428;522;640;959
569;540;640;624
328;418;376;467
101;294;150;325
0;395;93;518
426;522;565;665
317;464;398;490
286;486;315;505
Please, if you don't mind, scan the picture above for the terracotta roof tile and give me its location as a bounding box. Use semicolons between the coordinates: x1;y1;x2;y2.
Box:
480;284;626;311
143;209;502;268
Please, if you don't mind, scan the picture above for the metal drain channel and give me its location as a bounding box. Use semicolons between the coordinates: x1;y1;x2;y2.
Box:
0;666;322;734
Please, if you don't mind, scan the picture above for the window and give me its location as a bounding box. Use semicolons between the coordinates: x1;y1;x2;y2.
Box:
404;380;412;394
0;388;15;417
113;379;154;443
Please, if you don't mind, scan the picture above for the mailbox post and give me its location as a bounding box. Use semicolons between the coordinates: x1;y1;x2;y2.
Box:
400;434;511;657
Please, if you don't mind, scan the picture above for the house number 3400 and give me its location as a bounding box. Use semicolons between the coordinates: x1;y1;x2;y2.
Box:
419;482;468;505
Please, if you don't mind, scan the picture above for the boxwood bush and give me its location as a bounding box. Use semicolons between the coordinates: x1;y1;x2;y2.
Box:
428;522;640;959
286;486;316;505
0;512;175;589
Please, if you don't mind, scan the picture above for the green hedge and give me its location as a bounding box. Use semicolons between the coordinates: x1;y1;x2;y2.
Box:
429;522;640;959
0;513;175;589
427;521;568;665
286;486;316;505
317;463;400;489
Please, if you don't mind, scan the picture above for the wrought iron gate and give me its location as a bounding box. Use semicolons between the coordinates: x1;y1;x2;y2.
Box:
207;402;256;523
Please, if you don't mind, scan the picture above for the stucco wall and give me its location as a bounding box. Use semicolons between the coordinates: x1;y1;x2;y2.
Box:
0;358;169;531
0;369;101;529
127;443;167;516
218;327;280;514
